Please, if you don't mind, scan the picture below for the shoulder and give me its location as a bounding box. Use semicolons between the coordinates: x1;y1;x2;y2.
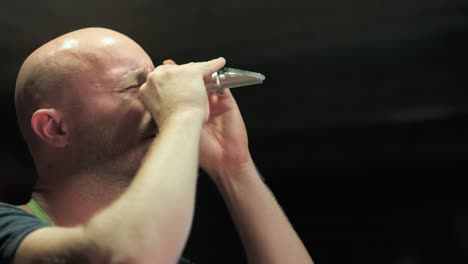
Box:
0;202;48;262
0;202;39;220
0;202;20;210
0;201;47;231
0;201;28;212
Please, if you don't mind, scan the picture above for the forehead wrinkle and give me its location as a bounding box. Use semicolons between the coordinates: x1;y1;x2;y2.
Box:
114;68;146;87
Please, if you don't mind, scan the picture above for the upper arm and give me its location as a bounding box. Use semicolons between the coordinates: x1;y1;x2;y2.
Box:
13;226;107;264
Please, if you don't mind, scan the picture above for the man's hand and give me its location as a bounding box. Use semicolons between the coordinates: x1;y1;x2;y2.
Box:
152;59;313;264
198;77;313;264
198;89;254;182
155;58;254;182
139;58;226;128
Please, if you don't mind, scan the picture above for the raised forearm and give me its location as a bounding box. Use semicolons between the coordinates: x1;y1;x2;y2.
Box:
14;58;226;264
84;111;204;263
214;162;313;264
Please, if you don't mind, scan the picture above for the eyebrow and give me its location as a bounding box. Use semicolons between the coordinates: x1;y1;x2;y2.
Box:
116;68;146;88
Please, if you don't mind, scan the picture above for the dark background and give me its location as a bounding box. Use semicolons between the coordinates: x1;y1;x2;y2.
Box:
1;1;468;263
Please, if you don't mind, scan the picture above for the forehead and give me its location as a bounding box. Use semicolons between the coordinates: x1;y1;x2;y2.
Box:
113;67;148;87
85;44;154;89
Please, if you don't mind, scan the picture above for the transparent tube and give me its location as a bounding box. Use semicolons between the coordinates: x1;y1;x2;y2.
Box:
205;67;265;94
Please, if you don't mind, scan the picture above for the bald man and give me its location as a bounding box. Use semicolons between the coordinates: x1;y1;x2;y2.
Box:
0;27;312;263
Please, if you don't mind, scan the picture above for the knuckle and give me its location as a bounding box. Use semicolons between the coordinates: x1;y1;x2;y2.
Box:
138;84;148;98
146;71;158;82
139;83;147;93
149;66;179;82
164;67;178;76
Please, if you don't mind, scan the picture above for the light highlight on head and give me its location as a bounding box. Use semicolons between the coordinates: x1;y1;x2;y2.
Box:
14;27;152;161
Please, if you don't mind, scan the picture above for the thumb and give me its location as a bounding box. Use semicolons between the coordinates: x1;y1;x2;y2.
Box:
163;59;177;65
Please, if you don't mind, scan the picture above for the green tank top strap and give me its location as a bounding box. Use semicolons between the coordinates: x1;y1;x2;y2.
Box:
26;198;55;225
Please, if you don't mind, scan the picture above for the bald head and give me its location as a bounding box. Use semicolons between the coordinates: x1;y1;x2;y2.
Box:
15;27;150;151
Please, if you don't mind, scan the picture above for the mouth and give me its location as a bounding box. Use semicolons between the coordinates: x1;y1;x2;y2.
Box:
146;130;158;139
145;122;159;139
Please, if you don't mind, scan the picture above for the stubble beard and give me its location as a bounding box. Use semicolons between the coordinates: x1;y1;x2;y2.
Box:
73;129;152;186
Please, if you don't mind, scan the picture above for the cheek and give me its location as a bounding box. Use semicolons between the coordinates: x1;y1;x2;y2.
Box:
122;95;147;122
90;93;145;120
100;95;150;142
72;95;146;141
117;94;150;132
79;97;121;128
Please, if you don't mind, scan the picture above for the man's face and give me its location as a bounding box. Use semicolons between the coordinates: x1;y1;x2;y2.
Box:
63;38;156;175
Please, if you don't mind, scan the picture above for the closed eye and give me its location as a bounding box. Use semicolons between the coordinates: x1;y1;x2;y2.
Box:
122;85;139;92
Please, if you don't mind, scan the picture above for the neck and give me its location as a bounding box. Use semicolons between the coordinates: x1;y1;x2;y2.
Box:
32;161;137;226
30;142;150;226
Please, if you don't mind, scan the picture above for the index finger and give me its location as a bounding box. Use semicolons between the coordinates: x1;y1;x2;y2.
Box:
196;57;226;76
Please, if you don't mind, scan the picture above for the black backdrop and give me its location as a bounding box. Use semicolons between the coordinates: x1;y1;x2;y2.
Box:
1;1;468;263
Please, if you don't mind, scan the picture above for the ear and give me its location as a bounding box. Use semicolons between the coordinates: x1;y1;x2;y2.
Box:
31;109;69;148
